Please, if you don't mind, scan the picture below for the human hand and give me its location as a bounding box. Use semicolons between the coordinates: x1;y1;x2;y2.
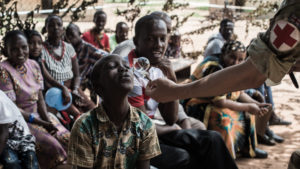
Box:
257;103;272;116
62;86;71;105
44;122;58;135
154;58;177;82
72;88;81;98
170;123;182;131
145;78;179;103
246;103;270;117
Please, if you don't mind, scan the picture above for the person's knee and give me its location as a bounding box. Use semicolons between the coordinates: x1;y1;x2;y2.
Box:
151;148;191;169
175;148;191;167
206;130;224;144
190;117;207;130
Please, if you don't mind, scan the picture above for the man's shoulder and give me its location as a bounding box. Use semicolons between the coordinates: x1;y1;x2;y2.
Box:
72;110;98;133
131;107;153;130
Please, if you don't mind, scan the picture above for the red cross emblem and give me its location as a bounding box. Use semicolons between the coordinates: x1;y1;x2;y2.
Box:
270;20;299;52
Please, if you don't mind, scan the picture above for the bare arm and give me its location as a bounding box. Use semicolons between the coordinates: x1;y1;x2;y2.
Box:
136;160;150;169
180;59;266;99
19;109;58;134
147;59;267;103
71;57;81;92
40;62;71;104
37;90;50;122
158;101;178;125
156;59;179;125
238;92;260;104
0;124;9;154
213;99;257;113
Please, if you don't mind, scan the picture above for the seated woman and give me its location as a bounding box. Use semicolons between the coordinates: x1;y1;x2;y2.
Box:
0;30;70;169
184;40;270;159
41;15;95;118
65;23;107;102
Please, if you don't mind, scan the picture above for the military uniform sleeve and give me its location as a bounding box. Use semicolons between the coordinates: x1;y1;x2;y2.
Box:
248;33;295;84
248;1;300;84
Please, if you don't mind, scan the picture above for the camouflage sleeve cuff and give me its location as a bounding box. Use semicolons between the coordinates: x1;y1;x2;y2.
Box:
248;33;295;84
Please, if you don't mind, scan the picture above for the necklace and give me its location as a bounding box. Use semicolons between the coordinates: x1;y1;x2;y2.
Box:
44;40;65;61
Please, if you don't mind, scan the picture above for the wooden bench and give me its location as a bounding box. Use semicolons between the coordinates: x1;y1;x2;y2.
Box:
171;58;195;80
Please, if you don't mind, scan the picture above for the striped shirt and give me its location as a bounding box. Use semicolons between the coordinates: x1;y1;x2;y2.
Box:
41;41;76;82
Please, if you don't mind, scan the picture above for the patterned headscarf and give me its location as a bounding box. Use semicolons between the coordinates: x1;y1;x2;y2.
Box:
221;40;246;54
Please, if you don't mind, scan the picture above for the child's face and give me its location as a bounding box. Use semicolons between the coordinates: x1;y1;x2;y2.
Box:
94;14;106;32
98;55;133;95
29;35;43;58
135;20;168;65
116;24;129;43
66;27;81;46
223;51;246;68
7;34;29;66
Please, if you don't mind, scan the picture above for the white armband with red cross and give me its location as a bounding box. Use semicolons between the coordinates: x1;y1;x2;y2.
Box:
248;1;300;84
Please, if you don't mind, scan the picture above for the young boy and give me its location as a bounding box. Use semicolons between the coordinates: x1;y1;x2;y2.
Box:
82;10;110;52
0;90;39;169
67;54;161;169
109;22;129;51
127;14;237;169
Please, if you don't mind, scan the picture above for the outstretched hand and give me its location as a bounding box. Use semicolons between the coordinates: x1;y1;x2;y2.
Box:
145;78;179;103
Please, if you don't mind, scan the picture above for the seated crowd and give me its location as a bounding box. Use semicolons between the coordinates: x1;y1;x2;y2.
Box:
0;9;293;169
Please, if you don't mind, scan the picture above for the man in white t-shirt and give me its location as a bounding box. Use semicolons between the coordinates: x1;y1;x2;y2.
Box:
0;90;39;169
127;14;237;169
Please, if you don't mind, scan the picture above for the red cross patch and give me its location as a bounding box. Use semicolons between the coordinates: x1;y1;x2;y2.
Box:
270;20;300;52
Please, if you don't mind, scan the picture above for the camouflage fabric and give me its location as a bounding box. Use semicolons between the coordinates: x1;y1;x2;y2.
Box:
248;0;300;84
67;103;161;169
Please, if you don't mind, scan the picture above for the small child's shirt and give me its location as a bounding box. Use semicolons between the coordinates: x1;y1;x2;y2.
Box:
67;103;161;169
82;30;110;52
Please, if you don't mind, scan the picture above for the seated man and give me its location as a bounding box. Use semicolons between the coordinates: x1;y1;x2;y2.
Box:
127;14;237;169
203;19;234;58
0;90;39;169
68;54;161;169
116;11;205;130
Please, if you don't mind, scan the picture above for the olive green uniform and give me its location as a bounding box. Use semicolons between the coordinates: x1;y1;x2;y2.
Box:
247;1;300;168
248;0;300;85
